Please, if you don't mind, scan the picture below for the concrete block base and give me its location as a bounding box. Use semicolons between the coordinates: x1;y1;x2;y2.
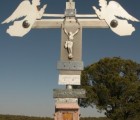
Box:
54;103;80;120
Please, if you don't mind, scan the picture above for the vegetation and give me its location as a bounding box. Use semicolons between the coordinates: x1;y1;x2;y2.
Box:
80;117;110;120
0;114;140;120
0;114;53;120
0;115;109;120
78;57;140;120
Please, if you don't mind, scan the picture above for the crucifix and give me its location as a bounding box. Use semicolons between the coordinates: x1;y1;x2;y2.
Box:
2;0;139;120
63;27;80;59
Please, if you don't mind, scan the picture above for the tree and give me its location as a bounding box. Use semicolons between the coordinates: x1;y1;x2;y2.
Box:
78;57;140;120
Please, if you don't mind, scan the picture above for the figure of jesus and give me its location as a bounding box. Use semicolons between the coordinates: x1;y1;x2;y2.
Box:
63;28;80;59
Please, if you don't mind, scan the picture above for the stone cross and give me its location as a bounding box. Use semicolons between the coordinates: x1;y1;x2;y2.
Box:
34;1;108;120
32;2;108;119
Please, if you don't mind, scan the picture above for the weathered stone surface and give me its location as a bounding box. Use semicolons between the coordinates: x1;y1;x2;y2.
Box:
53;89;86;98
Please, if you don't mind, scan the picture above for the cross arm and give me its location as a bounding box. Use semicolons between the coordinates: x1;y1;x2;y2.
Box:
42;14;98;18
32;19;109;29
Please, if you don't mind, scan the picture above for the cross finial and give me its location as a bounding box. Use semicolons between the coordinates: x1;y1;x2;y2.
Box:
67;0;74;2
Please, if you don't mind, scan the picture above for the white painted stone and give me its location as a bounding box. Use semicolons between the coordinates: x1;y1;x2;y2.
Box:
59;75;80;85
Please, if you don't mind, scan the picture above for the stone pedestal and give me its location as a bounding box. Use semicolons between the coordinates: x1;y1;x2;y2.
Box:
54;103;80;120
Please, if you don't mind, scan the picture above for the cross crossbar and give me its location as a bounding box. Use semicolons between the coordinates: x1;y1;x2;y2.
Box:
32;19;109;28
43;14;98;18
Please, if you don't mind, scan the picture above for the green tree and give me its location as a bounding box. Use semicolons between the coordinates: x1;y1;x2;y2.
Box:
78;57;140;120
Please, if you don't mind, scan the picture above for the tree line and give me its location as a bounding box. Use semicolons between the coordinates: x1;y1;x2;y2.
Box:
0;114;52;120
0;115;109;120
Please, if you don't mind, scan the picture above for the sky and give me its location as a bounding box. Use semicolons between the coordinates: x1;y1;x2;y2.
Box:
0;0;140;118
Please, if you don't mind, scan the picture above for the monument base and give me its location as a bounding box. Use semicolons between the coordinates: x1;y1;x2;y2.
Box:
54;103;80;120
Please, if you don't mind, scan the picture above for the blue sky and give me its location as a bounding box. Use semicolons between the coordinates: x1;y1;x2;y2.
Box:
0;0;140;118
